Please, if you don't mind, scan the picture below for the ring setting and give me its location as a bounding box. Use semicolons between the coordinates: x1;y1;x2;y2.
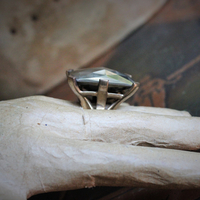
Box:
66;67;139;110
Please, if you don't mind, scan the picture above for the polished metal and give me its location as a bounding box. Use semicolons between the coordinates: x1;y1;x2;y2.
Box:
97;79;109;110
66;67;139;110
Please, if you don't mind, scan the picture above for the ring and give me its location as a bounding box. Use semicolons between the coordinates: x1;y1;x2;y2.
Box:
66;67;139;110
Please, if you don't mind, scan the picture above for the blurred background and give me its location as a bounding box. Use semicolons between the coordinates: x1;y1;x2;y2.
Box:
1;0;200;199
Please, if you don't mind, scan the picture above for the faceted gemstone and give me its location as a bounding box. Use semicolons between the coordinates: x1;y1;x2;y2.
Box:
70;67;134;89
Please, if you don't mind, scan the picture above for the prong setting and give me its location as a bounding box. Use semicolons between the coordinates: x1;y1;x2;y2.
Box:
66;67;139;110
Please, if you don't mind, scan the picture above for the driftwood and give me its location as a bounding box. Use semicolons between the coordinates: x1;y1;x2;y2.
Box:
0;0;166;99
0;96;200;200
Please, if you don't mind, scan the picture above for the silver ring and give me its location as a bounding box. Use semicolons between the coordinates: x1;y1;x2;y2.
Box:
66;67;139;110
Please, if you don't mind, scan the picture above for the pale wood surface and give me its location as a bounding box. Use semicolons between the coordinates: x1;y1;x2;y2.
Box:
1;96;200;200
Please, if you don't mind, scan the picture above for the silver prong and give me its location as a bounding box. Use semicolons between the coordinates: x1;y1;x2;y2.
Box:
96;79;109;110
107;93;123;99
108;82;139;110
67;75;93;109
66;69;74;78
125;73;132;78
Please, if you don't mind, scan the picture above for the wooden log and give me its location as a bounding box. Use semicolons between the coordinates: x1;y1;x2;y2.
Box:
1;96;200;200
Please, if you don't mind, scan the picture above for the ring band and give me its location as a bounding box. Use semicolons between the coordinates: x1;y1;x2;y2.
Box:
66;67;139;110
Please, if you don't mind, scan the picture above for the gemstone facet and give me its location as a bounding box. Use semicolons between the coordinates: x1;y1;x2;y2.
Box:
70;67;134;89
